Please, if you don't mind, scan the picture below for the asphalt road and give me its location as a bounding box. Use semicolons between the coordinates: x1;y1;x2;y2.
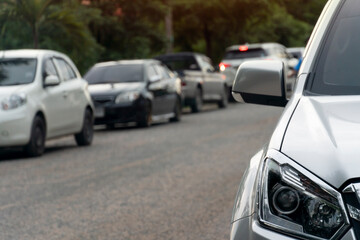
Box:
0;103;282;240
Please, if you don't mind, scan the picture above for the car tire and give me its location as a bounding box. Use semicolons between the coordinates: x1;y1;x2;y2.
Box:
138;101;152;127
24;115;46;157
218;86;229;108
75;109;94;146
170;98;182;122
191;88;203;113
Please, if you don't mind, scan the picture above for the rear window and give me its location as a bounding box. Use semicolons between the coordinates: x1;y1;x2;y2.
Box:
84;64;144;84
223;48;267;60
157;56;200;71
0;58;37;86
310;0;360;95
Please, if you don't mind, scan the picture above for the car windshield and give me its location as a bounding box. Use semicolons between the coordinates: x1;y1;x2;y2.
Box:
84;64;144;84
0;58;37;86
310;0;360;95
157;56;200;71
223;48;267;60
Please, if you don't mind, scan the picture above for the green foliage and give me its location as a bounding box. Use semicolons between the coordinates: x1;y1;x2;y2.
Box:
0;0;327;71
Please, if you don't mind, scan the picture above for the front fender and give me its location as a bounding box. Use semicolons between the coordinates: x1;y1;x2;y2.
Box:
231;146;267;223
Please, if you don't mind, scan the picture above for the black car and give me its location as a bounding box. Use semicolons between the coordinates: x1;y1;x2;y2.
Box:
84;60;182;128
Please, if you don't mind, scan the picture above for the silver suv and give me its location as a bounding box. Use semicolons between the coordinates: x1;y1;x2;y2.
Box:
230;0;360;239
220;43;295;94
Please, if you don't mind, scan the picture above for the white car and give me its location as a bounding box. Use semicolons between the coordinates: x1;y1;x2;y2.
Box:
0;49;94;157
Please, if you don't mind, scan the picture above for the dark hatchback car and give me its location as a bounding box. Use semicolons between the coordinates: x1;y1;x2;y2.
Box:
84;60;182;128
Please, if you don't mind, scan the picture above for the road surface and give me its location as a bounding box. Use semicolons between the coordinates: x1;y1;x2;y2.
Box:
0;103;282;240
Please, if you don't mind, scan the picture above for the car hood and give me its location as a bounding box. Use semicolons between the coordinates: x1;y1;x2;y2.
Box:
0;85;29;97
88;82;145;95
281;96;360;189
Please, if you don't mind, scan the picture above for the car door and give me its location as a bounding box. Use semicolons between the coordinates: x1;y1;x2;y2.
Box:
52;57;84;134
147;64;165;116
154;64;177;114
41;57;70;138
197;55;223;100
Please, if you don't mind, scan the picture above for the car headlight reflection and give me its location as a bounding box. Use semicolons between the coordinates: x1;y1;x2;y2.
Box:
115;91;140;103
1;94;27;110
260;158;348;239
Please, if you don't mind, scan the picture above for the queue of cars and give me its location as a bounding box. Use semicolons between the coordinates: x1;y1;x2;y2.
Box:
0;43;300;159
229;0;360;239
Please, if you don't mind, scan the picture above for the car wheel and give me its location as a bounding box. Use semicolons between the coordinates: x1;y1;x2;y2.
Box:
75;109;94;146
218;86;229;108
24;116;46;157
138;101;152;127
170;98;182;122
191;88;203;113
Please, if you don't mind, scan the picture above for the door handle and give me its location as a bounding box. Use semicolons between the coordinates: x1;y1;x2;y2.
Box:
63;91;68;98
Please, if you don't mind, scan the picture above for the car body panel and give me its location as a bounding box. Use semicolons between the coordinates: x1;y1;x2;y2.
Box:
282;95;360;189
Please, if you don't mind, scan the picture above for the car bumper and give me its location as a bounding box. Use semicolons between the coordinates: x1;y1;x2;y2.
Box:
0;107;32;147
230;213;356;240
93;100;146;125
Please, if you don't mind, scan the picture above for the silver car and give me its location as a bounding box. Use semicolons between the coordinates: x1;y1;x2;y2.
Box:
230;0;360;239
219;43;295;93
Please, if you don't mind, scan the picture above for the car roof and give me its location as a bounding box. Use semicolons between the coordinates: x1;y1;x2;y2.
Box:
225;42;285;51
155;52;205;59
93;59;160;68
0;49;64;59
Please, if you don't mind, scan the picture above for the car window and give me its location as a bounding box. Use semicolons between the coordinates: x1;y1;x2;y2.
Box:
157;55;200;71
147;65;159;79
54;58;76;81
0;58;37;86
43;58;58;79
310;0;360;95
223;48;267;60
155;65;170;79
84;64;144;84
197;56;214;72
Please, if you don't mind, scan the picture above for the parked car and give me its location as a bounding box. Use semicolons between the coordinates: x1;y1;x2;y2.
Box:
84;60;182;128
0;49;94;157
219;43;296;92
286;47;305;60
155;52;228;112
230;0;360;239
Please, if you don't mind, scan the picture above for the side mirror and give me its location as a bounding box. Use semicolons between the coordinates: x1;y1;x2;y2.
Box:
232;60;288;107
44;75;60;87
149;75;162;83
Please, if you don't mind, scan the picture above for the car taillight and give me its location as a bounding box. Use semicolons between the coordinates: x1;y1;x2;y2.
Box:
181;81;187;87
219;62;231;71
239;45;248;51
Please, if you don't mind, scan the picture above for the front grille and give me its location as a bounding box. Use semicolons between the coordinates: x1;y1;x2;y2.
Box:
92;96;114;105
342;183;360;239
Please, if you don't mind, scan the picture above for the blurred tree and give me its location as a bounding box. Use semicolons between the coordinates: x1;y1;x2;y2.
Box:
0;0;102;73
0;0;328;69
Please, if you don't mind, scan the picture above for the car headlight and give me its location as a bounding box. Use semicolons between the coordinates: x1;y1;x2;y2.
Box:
259;155;349;239
1;94;27;110
115;92;140;103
